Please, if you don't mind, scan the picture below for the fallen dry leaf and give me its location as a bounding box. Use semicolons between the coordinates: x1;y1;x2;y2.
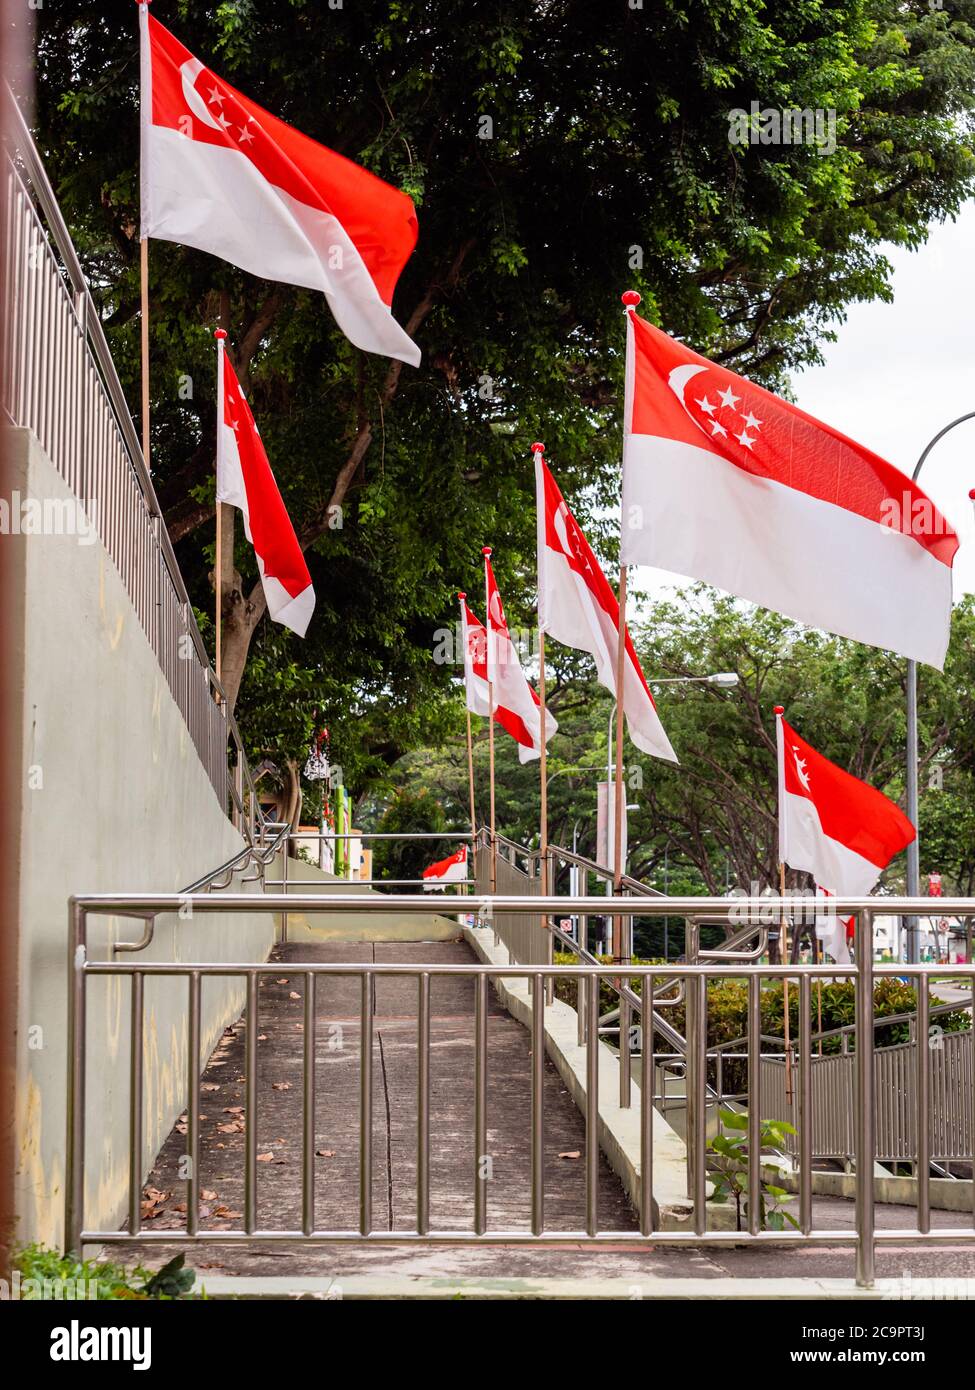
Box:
315;1149;336;1159
256;1152;275;1162
276;979;289;985
213;1205;242;1219
202;1083;221;1093
223;1106;244;1115
271;1082;291;1092
558;1151;582;1160
201;1189;217;1201
288;991;301;1000
258;1034;268;1042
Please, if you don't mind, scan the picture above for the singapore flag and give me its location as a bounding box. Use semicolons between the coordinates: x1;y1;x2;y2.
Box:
775;707;915;899
619;297;958;668
138;6;420;365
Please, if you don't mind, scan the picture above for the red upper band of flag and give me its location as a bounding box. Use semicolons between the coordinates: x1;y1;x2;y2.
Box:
216;336;314;637
140;8;420;364
620;304;958;669
776;709;915;897
535;448;676;764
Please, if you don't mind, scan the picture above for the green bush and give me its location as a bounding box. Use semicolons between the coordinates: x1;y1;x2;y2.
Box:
12;1246;199;1300
552;955;971;1099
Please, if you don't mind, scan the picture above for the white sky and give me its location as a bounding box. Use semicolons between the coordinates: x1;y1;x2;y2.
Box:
634;201;975;605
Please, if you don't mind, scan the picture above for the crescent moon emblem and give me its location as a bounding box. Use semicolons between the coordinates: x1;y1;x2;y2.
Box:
489;591;505;628
667;364;714;441
552;503;574;560
180;58;224;132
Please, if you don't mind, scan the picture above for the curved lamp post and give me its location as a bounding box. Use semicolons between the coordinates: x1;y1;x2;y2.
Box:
904;412;975;963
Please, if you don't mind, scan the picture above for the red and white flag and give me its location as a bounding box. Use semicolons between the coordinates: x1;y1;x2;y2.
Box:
458;592;492;719
776;707;915;898
535;446;676;763
458;588;557;759
620;296;958;669
422;844;468;891
139;7;419;365
216;332;314;636
480;554;559;762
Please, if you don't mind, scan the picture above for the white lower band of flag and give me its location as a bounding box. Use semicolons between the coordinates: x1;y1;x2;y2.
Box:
621;435;952;669
144;126;420;366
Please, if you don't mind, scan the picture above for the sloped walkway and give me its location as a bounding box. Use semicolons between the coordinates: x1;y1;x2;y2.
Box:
131;940;637;1270
128;939;975;1289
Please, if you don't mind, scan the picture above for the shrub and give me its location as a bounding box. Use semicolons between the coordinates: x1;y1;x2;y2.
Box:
11;1246;199;1300
552;955;971;1099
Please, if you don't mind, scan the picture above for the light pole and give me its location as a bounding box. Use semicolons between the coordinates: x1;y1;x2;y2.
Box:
904;413;975;963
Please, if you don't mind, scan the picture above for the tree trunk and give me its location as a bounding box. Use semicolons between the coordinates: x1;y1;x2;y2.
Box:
218;569;267;712
283;758;302;846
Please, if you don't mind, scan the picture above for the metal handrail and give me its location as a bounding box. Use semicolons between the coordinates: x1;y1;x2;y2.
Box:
113;821;291;954
65;890;975;1281
3;83;258;838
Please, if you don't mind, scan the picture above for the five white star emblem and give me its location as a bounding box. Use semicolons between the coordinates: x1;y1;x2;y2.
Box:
238;126;255;145
696;395;717;416
718;386;741;411
207;85;224;105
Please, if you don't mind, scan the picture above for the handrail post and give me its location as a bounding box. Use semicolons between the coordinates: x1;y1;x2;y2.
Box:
64;898;87;1255
855;908;876;1288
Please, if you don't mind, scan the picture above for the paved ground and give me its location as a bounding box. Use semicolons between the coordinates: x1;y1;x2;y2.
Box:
126;939;975;1291
130;941;636;1261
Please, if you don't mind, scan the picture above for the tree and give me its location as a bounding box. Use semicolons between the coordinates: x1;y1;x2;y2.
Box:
375;591;975;908
31;0;975;797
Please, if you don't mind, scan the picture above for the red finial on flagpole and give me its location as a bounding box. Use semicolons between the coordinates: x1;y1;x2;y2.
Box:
214;329;228;340
773;705;785;716
969;488;975;499
621;290;641;308
457;591;466;600
482;546;492;557
531;442;545;454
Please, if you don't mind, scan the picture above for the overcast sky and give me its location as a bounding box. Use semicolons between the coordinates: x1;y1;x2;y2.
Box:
635;200;975;606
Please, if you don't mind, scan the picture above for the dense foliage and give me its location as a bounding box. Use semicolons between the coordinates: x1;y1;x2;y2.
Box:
29;0;975;795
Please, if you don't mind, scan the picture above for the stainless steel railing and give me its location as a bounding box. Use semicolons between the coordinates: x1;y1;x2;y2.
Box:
473;830;548;966
64;891;975;1287
2;84;254;831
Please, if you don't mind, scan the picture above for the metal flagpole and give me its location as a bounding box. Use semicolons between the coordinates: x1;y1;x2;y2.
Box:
458;592;477;840
614;289;643;966
140;237;150;468
213;329;228;692
483;547;496;894
774;705;794;1101
612;563;628;963
533;444;549;902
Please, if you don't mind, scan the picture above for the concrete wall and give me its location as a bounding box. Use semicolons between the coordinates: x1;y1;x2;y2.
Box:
7;428;277;1247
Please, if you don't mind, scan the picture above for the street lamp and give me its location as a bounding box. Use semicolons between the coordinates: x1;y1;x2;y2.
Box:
904;412;975;964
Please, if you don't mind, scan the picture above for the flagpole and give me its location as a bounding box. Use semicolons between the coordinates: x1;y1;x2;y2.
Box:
612;566;628;963
774;705;794;1101
532;444;549;902
458;592;477;841
140;237;150;467
614;288;642;966
214;329;228;694
483;547;496;894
